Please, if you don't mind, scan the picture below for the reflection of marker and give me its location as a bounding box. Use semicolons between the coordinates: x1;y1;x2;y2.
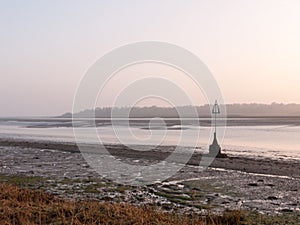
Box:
212;100;220;134
209;100;227;158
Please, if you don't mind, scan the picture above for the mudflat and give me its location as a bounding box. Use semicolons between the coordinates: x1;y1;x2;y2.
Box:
0;138;299;215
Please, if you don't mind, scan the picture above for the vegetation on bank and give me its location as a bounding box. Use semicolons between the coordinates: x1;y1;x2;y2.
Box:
0;183;298;225
0;183;243;225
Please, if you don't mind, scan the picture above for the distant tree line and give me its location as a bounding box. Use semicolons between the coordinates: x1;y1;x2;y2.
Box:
62;103;300;118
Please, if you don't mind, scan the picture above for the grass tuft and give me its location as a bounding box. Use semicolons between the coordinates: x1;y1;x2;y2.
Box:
0;183;246;225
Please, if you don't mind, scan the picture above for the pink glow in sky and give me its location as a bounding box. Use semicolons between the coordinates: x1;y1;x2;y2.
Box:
1;0;300;116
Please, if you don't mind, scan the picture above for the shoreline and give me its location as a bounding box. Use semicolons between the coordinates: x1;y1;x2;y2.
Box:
2;116;300;127
0;138;299;179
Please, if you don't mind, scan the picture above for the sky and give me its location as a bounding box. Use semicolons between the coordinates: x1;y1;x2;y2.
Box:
1;0;300;116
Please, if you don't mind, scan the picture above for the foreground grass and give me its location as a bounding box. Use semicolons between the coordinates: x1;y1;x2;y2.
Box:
0;183;244;225
0;180;298;224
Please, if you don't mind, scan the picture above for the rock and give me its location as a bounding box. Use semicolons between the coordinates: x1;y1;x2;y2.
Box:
161;204;173;210
270;202;280;206
221;201;230;204
281;208;293;213
267;196;278;200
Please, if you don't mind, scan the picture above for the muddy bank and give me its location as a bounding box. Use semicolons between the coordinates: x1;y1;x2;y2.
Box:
0;138;299;179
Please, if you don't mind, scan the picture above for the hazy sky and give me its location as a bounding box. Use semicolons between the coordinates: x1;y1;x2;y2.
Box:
1;0;300;116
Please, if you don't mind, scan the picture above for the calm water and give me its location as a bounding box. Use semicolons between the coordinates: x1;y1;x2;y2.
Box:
0;117;299;160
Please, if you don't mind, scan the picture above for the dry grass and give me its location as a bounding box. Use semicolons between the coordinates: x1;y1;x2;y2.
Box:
0;183;245;225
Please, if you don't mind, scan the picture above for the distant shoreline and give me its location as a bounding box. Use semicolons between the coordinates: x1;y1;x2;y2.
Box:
1;116;300;128
2;116;300;119
62;103;300;118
